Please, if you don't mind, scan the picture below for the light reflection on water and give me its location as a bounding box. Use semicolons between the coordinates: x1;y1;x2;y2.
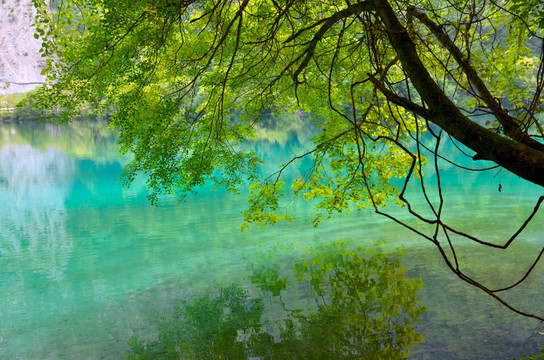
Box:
0;120;542;359
0;145;73;280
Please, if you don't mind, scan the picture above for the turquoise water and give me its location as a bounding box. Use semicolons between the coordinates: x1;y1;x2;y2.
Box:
0;120;543;359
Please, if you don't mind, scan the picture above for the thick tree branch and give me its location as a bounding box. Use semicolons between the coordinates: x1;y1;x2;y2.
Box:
407;6;544;153
371;0;544;186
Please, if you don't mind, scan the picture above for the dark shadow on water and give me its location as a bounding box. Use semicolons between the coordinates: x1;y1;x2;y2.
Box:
125;240;425;359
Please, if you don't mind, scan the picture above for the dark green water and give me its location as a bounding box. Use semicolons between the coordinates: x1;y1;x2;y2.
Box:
0;120;543;359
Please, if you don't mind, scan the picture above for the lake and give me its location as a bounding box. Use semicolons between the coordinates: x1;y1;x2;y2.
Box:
0;119;543;359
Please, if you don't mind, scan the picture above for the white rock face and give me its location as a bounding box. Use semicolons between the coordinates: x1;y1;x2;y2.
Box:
0;0;45;95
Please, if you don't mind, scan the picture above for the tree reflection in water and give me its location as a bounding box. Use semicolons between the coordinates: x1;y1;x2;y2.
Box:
126;240;425;359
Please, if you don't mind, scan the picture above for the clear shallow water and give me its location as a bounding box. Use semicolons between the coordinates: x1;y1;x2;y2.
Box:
0;120;543;359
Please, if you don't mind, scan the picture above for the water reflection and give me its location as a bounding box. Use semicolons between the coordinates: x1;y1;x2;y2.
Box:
127;240;425;359
0;120;542;359
0;120;121;164
0;144;74;280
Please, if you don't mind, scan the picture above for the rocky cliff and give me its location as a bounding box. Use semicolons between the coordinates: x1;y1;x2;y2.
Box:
0;0;45;95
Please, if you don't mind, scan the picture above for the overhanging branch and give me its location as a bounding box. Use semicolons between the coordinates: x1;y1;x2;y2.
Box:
407;6;544;153
371;0;544;186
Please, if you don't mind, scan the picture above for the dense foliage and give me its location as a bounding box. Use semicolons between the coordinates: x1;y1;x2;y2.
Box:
32;0;543;198
32;0;544;318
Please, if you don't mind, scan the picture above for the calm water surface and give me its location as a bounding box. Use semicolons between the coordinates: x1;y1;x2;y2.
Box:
0;120;543;359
